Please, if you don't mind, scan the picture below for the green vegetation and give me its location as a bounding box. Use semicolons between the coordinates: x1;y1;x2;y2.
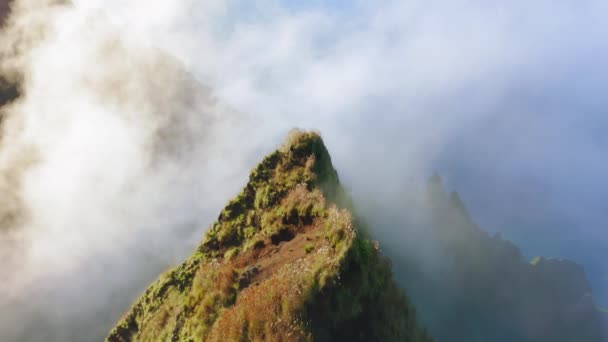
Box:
107;129;431;342
530;256;544;266
304;242;315;254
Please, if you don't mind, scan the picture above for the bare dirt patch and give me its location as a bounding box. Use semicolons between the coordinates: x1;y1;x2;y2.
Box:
233;221;327;287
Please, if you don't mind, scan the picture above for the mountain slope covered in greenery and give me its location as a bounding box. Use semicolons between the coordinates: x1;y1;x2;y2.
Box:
107;130;431;342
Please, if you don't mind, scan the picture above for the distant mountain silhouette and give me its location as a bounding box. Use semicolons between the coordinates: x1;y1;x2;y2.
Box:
388;175;607;342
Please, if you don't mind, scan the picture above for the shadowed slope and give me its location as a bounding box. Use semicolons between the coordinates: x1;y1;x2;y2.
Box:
388;175;606;342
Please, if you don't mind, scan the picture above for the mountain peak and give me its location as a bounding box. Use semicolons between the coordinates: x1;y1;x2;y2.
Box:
396;181;607;342
427;173;446;204
107;130;430;342
428;173;443;185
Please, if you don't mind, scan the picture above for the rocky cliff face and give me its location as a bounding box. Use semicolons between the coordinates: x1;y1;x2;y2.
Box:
389;175;606;342
107;130;431;342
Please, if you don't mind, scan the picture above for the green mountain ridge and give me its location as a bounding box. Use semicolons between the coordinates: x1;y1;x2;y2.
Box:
107;130;431;342
387;175;607;342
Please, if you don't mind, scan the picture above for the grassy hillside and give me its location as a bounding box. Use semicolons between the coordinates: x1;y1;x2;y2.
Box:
107;130;431;342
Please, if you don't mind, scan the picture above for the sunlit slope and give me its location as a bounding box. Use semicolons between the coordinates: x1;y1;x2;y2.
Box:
107;130;431;342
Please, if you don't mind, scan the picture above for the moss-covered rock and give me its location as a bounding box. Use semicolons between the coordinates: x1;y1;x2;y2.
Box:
106;129;431;342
